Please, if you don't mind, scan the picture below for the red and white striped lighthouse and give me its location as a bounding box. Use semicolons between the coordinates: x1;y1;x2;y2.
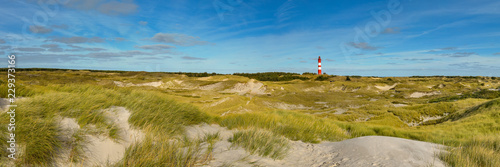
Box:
318;56;322;75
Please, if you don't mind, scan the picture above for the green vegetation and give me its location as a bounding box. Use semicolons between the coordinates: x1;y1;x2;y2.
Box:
220;110;347;143
233;72;309;81
429;89;500;103
229;128;290;159
1;69;499;166
118;131;205;167
0;83;209;166
314;75;334;81
440;135;500;167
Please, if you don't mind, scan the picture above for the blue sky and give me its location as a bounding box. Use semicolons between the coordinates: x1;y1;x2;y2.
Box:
1;0;499;76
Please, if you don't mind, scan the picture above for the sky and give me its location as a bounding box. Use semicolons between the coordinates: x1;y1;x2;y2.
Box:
0;0;499;76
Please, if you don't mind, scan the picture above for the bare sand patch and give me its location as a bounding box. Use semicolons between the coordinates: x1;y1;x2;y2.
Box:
199;82;225;91
263;101;313;110
185;123;235;141
393;104;408;107
113;81;163;88
304;85;327;92
135;81;162;87
409;91;440;98
333;108;348;114
224;79;267;95
207;97;231;107
375;83;398;91
197;76;212;81
0;98;10;113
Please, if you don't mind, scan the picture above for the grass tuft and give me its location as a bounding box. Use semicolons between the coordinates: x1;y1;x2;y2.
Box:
228;128;290;159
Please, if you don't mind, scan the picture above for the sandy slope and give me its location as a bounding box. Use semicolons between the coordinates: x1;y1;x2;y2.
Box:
375;83;399;91
187;124;445;167
55;107;144;167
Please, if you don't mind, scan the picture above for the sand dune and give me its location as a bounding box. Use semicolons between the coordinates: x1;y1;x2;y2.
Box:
187;124;445;167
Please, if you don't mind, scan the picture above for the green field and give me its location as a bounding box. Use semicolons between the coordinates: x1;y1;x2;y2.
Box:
0;69;499;166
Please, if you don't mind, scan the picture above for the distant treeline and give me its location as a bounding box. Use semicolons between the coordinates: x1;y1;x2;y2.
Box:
233;72;309;81
411;76;497;79
165;72;219;77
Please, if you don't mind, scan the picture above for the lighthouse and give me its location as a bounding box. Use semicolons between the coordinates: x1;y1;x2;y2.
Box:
318;56;322;75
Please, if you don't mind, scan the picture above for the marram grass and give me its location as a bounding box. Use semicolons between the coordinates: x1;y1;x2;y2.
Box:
229;128;290;160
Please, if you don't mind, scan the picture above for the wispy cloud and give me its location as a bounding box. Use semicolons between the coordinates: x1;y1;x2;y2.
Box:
48;37;105;44
407;20;470;38
41;44;63;52
40;44;59;48
13;47;46;52
0;39;5;44
441;52;476;57
139;21;148;25
404;58;434;61
382;27;400;34
115;37;127;41
29;26;53;34
51;24;69;30
182;56;206;60
151;33;209;46
135;44;175;50
440;47;457;50
427;47;458;52
66;45;106;52
63;0;138;15
348;42;381;51
275;0;298;23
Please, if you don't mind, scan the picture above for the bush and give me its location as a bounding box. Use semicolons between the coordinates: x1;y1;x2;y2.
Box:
315;75;331;81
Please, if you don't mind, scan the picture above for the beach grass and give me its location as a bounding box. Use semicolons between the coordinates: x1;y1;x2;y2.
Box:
229;128;290;160
0;70;499;166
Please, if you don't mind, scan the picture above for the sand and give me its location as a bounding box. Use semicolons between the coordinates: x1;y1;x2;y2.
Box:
113;81;163;87
375;83;398;91
393;104;408;107
0;98;10;113
409;91;440;98
185;124;446;167
223;79;267;95
55;107;144;166
264;101;313;110
199;82;225;91
333;108;348;114
207;97;231;107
